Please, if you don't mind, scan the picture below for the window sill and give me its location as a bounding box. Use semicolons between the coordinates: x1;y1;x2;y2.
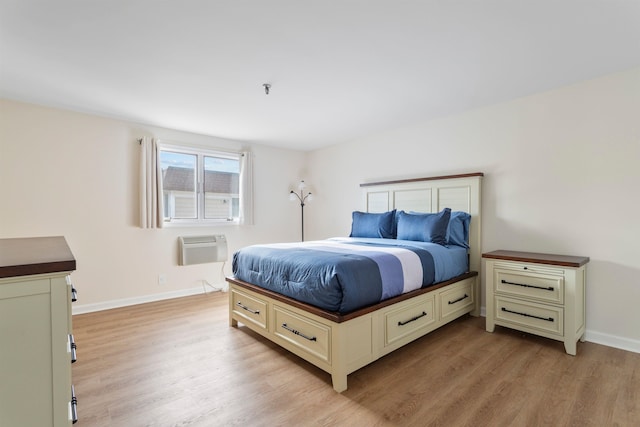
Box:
162;220;239;228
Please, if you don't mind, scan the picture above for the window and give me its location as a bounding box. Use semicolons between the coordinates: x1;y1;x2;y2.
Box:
158;142;247;225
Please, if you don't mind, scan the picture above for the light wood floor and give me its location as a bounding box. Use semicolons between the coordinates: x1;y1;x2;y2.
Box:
72;292;639;427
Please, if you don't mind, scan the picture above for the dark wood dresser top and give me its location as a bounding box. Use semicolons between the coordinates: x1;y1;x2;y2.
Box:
482;250;589;268
0;236;76;278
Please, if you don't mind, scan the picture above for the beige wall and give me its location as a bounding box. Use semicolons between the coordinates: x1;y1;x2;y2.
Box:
307;67;640;352
0;99;307;310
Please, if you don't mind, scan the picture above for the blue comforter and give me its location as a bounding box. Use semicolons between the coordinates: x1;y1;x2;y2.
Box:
232;237;468;314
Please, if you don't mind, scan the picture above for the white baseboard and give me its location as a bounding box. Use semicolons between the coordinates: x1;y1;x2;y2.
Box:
72;285;225;315
584;330;640;354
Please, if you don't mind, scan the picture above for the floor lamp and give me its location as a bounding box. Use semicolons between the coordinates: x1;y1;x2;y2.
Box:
289;180;313;241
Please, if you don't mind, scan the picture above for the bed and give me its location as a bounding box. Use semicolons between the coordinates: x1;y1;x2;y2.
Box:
227;173;483;392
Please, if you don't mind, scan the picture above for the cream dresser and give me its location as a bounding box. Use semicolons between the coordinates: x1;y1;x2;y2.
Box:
0;237;78;426
483;250;589;355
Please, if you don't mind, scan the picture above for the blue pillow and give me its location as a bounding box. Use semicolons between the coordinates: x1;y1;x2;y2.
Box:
349;210;396;239
396;208;451;245
447;211;471;248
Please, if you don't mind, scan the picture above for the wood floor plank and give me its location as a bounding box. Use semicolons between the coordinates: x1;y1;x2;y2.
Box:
72;292;640;426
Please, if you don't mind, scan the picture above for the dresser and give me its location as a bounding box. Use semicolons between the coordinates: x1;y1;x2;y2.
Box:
483;250;589;355
0;237;78;426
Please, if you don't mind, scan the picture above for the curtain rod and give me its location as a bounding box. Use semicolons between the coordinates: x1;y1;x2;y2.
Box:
137;137;249;156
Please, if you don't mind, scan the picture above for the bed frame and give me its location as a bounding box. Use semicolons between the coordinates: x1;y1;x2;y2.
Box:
227;173;483;392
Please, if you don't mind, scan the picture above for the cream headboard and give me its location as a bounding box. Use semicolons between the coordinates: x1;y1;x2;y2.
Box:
361;173;483;273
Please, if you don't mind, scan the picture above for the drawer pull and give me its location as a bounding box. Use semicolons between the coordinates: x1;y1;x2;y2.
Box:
71;385;78;424
448;294;469;305
501;307;554;322
501;279;553;291
71;287;78;302
398;311;428;326
69;334;77;363
236;301;260;315
281;323;316;341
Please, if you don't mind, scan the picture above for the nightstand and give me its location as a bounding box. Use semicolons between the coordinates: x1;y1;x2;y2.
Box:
483;250;589;355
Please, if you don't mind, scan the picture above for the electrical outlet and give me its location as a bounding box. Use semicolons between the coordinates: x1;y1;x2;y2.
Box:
158;274;167;285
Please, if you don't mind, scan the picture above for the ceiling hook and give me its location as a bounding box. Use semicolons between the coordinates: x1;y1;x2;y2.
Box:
263;83;271;95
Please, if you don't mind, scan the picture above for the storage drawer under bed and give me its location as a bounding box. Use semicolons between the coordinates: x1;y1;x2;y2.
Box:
273;304;331;364
440;277;475;322
231;288;268;330
384;294;436;346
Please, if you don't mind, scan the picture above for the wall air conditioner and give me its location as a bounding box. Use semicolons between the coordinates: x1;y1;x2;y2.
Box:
178;235;228;266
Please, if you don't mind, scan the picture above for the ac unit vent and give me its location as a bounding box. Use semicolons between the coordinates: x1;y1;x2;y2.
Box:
178;235;227;266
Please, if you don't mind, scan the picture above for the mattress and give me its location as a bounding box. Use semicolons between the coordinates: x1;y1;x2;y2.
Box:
232;237;469;314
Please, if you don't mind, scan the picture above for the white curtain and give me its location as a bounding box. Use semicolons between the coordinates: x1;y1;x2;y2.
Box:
238;151;254;225
139;137;164;228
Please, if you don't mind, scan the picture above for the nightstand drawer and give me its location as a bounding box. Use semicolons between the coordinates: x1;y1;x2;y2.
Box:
495;296;563;336
494;268;564;304
231;288;268;330
274;305;331;363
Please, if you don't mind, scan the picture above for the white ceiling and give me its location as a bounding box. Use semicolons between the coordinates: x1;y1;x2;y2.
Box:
1;1;639;151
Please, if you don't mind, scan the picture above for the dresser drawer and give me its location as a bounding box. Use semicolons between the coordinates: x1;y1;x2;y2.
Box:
385;295;436;346
274;305;331;363
440;278;475;322
231;288;268;330
495;296;563;337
